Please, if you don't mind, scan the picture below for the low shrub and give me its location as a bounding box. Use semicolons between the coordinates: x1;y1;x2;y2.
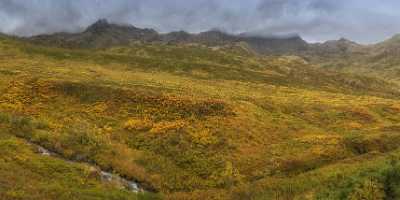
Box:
0;112;10;123
123;118;153;131
190;130;218;146
9;115;34;137
348;179;386;200
149;120;185;134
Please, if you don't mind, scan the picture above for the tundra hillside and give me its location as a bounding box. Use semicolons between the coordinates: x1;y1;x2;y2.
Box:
2;21;400;199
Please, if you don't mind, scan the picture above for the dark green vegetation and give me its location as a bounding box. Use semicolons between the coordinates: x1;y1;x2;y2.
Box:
2;22;400;199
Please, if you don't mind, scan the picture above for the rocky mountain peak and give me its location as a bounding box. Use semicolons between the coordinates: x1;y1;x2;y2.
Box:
85;19;113;33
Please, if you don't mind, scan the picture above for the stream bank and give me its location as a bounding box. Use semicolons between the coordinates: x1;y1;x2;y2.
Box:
35;143;143;193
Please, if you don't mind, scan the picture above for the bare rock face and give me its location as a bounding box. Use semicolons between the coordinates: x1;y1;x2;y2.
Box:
241;34;309;55
85;19;110;33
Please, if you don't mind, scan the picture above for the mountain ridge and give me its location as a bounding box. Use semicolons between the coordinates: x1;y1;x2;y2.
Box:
21;19;312;54
5;19;400;80
0;19;400;53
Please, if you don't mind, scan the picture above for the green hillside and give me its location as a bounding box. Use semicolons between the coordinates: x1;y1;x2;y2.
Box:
310;35;400;84
2;34;400;200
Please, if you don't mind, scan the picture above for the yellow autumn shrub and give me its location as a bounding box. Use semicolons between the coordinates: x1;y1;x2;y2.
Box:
347;122;363;129
190;130;218;145
123;118;153;131
91;102;108;114
149;120;185;134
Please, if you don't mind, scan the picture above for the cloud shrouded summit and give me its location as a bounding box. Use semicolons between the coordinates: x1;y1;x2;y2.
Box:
1;0;400;43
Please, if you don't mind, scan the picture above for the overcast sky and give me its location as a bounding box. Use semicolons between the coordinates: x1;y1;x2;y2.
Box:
1;0;400;44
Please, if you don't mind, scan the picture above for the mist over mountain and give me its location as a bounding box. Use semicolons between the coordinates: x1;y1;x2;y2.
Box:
24;19;310;55
2;0;400;43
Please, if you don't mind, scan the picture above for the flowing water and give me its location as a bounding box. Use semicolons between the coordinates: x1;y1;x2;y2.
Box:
36;143;142;193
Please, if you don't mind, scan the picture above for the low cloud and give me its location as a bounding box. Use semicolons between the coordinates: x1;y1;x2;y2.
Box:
1;0;400;43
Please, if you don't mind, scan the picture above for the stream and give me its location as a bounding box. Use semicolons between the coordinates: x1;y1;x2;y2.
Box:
35;145;143;193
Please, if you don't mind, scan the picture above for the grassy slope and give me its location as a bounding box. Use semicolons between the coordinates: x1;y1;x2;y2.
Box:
1;36;400;199
314;37;400;84
0;127;156;200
